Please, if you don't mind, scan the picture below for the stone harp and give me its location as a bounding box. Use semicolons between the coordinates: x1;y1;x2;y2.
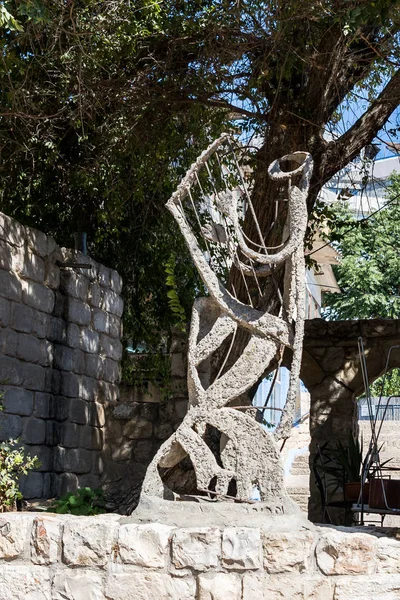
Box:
141;134;313;511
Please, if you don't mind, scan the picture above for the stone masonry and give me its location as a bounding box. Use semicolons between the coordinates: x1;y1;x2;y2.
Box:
0;212;123;499
102;330;189;512
0;512;400;599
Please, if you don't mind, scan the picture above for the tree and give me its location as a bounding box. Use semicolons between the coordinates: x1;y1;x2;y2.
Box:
2;0;400;367
323;177;400;396
324;180;400;320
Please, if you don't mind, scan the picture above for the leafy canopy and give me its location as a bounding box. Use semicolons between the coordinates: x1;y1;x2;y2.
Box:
324;179;400;320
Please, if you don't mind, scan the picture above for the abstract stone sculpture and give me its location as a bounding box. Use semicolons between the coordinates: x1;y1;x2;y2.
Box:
140;135;313;513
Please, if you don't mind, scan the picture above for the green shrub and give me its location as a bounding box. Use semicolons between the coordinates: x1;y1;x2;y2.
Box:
0;439;40;512
48;487;106;516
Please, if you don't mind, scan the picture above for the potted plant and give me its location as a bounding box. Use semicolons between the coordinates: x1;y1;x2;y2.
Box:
318;433;368;502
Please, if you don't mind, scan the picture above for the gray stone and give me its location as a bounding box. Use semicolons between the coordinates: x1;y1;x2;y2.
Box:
133;440;153;462
59;422;80;448
11;302;34;333
79;375;97;401
89;403;105;427
0;240;12;271
171;353;185;378
108;314;121;338
53;292;65;318
21;362;46;390
0;213;25;246
54;342;70;372
60;271;89;300
19;251;45;282
0;270;22;301
92;310;108;333
80;426;102;450
53;397;71;421
99;334;122;361
85;355;103;378
175;400;188;420
32;311;49;339
50;370;61;394
0;413;22;440
66;323;80;348
21;280;54;313
26;445;53;471
19;471;43;498
97;381;119;403
155;423;174;440
69;398;89;425
43;472;58;497
45;420;57;445
88;282;102;308
104;359;120;383
98;264;111;288
26;226;48;257
73;349;86;374
16;333;46;364
80;328;99;354
58;472;79;496
2;386;33;415
60;371;80;397
92;454;104;476
34;392;51;418
78;473;101;490
54;447;92;473
47;318;67;344
110;270;123;294
123;419;153;440
0;297;10;326
101;289;123;317
43;341;53;367
23;417;46;444
44;262;60;289
0;355;24;385
65;297;91;326
0;327;18;356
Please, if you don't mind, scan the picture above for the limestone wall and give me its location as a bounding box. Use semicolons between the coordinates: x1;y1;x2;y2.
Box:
1;512;400;599
0;212;123;498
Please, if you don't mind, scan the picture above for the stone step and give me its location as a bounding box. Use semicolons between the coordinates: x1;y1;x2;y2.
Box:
290;467;310;476
292;454;309;465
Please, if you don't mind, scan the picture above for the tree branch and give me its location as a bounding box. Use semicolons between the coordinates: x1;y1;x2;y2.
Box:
321;68;400;183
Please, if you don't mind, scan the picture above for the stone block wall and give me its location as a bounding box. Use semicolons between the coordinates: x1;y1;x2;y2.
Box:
1;512;400;599
0;212;123;498
102;330;189;512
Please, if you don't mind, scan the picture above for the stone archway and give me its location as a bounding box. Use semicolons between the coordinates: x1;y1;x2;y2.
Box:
284;318;400;522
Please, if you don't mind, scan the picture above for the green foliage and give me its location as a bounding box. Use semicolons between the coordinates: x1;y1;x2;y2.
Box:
121;351;172;401
165;254;187;331
0;439;39;512
0;0;399;378
48;487;106;516
370;368;400;397
323;182;400;320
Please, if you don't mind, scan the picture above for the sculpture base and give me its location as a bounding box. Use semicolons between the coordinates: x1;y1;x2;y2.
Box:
127;493;308;529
